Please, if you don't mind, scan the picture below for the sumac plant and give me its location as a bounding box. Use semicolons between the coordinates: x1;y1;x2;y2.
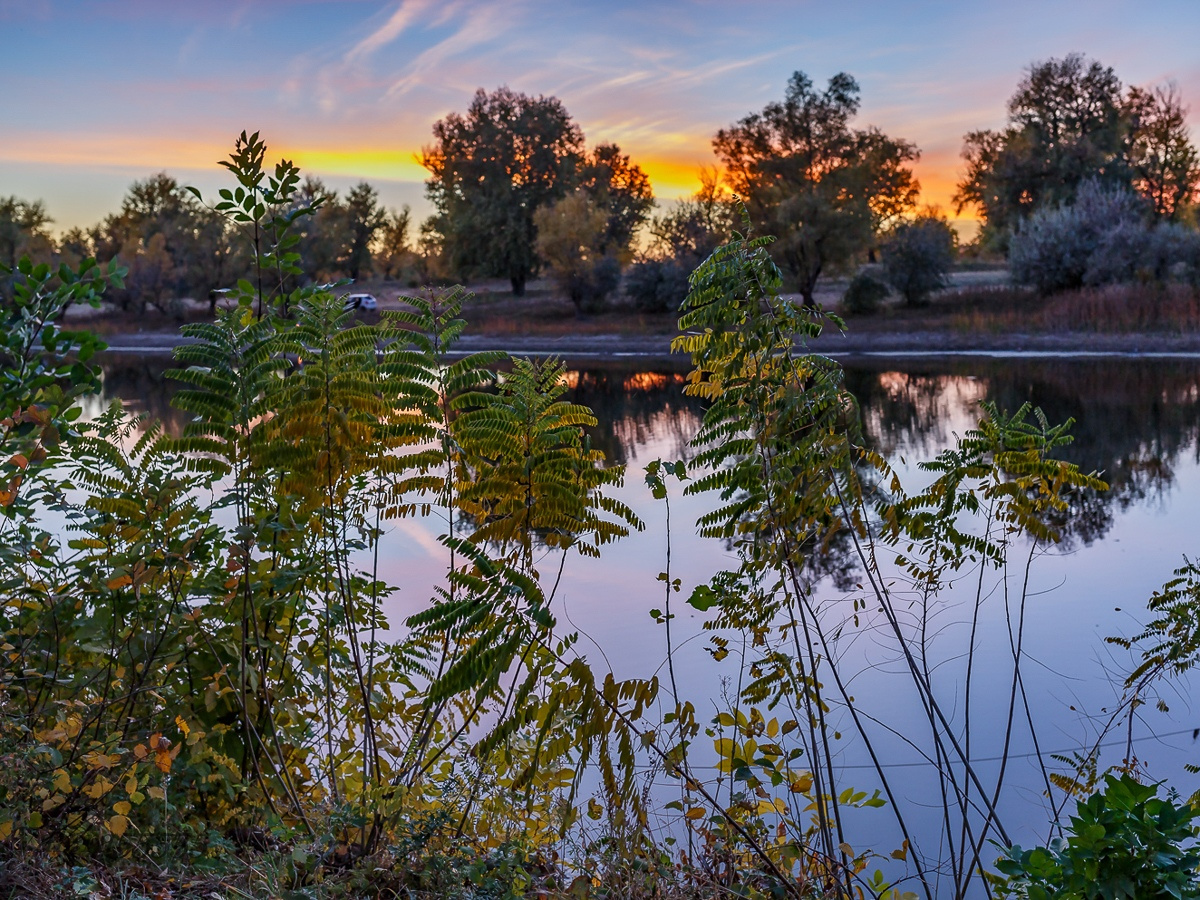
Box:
0;138;1177;900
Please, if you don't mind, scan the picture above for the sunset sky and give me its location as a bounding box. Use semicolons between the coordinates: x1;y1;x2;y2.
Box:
3;0;1199;235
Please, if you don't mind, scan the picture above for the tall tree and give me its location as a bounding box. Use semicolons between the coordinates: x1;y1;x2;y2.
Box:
342;181;387;281
421;86;584;295
713;71;919;306
578;143;654;260
953;55;1198;241
1125;84;1200;221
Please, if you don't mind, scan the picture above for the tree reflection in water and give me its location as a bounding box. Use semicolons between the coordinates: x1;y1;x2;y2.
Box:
94;353;1200;551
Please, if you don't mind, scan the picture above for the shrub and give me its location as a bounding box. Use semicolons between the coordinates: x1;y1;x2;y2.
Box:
993;773;1200;900
881;216;956;305
840;270;891;314
1009;181;1155;293
624;258;690;313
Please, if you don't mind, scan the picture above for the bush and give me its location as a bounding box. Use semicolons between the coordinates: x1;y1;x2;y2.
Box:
565;254;621;314
625;258;690;313
993;773;1200;900
840;270;891;314
1009;181;1162;293
881;216;956;306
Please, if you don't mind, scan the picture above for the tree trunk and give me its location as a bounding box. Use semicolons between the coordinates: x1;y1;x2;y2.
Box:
510;273;526;296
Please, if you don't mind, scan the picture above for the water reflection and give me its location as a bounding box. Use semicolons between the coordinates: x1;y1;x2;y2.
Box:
95;353;1200;549
844;357;1200;546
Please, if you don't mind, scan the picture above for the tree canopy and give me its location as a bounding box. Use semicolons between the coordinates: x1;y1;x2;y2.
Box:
956;54;1200;243
421;86;585;295
713;70;919;305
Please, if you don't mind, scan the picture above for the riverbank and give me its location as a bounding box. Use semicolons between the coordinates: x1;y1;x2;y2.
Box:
98;326;1200;359
91;273;1200;358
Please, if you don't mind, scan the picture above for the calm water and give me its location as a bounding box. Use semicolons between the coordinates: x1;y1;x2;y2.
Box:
94;351;1200;866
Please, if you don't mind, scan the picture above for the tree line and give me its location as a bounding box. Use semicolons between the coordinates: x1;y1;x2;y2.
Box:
3;52;1199;317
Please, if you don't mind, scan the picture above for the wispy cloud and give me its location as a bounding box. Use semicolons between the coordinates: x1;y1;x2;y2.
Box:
382;2;520;100
344;0;437;65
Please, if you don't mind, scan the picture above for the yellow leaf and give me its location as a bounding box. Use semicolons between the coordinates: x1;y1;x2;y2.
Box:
684;807;705;820
767;718;779;738
112;801;131;816
146;786;165;801
174;715;190;738
106;574;133;590
756;798;785;816
107;814;130;837
790;773;813;794
0;820;12;841
133;744;148;760
83;777;113;799
125;777;137;795
42;794;66;812
587;798;603;820
52;770;71;793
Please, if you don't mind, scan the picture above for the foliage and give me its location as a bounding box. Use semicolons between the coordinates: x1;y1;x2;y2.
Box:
533;192;622;313
956;54;1200;244
421;87;585;296
1009;180;1200;293
714;71;919;305
3;137;1193;900
96;172;240;316
880;215;956;306
628;178;737;313
993;774;1200;900
0;136;663;899
668;211;1107;900
840;270;890;315
0;197;54;300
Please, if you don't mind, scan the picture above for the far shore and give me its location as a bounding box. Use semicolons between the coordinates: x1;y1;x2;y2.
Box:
97;327;1200;360
86;267;1200;361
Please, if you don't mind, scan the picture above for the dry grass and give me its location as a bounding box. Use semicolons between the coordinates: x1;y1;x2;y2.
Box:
945;283;1200;335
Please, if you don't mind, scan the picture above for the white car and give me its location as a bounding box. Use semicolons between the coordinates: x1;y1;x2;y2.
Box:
343;293;378;311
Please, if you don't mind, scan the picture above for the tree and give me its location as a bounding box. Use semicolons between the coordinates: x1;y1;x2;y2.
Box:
342;181;387;281
293;176;349;284
374;205;416;281
533;191;620;313
577;143;654;259
955;55;1199;241
94;172;245;314
1126;84;1200;221
626;176;736;314
422;86;584;295
881;214;957;306
713;71;919;306
0;196;53;300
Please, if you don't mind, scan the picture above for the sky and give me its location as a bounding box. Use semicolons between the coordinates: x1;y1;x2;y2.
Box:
2;0;1199;235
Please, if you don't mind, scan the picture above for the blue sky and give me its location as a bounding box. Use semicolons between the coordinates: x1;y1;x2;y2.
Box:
2;0;1198;231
